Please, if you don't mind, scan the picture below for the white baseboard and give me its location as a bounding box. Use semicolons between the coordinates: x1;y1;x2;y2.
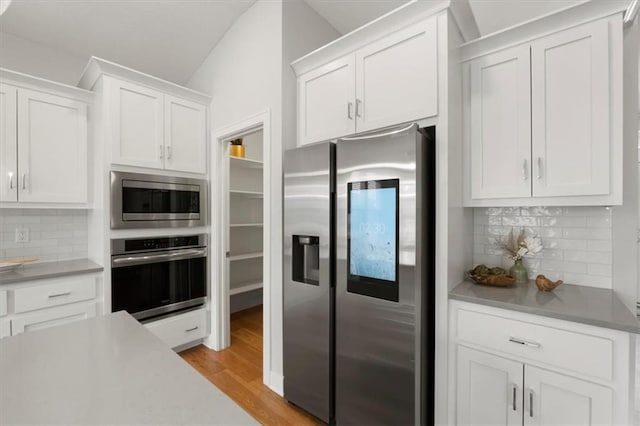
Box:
267;370;284;396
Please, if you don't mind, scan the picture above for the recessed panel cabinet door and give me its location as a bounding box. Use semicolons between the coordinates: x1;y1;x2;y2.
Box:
531;19;610;197
468;45;532;199
298;55;356;146
0;84;17;202
523;366;613;426
457;346;524;426
164;95;206;174
110;79;164;169
355;18;437;133
17;89;87;203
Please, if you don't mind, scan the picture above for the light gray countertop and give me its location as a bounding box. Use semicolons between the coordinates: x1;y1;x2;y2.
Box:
0;311;258;425
450;280;640;334
0;258;103;285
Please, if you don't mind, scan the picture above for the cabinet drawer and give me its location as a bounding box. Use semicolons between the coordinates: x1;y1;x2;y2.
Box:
13;275;97;314
145;308;207;349
0;290;6;316
456;307;614;381
0;318;9;338
11;302;96;335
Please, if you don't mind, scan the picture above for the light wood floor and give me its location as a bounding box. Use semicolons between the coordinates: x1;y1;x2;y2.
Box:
180;306;325;425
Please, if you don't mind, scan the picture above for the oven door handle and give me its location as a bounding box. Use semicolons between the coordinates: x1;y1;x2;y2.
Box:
111;248;207;268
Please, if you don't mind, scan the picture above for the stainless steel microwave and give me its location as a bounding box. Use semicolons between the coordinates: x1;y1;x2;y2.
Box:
110;171;207;229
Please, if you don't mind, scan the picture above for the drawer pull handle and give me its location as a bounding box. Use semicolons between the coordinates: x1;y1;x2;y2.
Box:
185;326;199;332
511;383;517;411
528;389;534;417
509;337;541;348
48;292;72;298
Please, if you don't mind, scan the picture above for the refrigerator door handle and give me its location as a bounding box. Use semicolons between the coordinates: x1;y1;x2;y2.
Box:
339;123;417;141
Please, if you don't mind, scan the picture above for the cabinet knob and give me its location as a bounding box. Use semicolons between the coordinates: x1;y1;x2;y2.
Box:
347;102;354;120
528;389;534;418
8;172;14;190
536;157;543;180
21;173;28;190
522;159;528;181
511;383;518;411
166;145;172;160
355;99;362;117
160;144;164;160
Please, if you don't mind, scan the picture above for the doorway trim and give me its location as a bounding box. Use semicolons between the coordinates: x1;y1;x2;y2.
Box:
206;109;272;389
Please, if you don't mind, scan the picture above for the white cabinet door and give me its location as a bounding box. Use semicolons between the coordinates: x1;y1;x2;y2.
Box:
355;18;438;133
0;319;9;339
11;302;96;335
524;366;613;426
298;55;356;145
0;84;17;202
457;345;524;426
468;45;532;199
164;95;207;174
531;19;610;197
17;89;87;203
110;79;164;169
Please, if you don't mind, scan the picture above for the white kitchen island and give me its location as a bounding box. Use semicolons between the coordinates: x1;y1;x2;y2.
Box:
0;311;257;425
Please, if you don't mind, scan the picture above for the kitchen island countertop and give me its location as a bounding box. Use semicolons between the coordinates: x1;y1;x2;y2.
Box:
0;311;258;425
0;258;103;285
450;279;640;334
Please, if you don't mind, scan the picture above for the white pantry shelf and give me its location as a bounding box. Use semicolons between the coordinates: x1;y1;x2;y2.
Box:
230;156;263;169
228;252;263;261
229;189;264;198
229;280;263;296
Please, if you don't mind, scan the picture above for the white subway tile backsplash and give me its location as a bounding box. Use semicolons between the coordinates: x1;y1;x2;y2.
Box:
473;206;612;289
0;209;88;262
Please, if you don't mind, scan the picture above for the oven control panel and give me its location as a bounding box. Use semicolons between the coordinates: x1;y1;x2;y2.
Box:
111;234;206;255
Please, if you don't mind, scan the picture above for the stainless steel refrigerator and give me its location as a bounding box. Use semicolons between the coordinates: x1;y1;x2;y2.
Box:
284;124;435;425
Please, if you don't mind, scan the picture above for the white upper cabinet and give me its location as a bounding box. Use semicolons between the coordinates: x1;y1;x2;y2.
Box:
530;19;610;197
0;84;17;202
462;13;623;206
298;55;356;145
0;72;91;206
164;95;207;174
467;45;531;199
295;16;438;146
355;18;438;133
110;79;164;170
79;58;211;175
17;89;87;203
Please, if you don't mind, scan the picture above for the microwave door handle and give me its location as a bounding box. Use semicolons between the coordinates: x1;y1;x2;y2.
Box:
112;248;207;267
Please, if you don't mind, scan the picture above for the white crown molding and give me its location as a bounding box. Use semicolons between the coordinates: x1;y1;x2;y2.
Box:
0;68;94;103
461;0;627;61
291;0;479;77
78;56;211;105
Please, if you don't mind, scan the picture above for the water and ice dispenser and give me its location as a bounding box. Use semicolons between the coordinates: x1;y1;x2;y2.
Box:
292;235;320;285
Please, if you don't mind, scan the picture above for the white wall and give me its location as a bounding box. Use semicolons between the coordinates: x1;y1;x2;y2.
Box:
187;0;337;393
0;32;86;85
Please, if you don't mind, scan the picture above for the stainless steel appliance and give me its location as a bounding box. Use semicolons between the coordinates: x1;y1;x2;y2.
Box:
284;142;335;423
111;171;207;229
111;234;207;321
283;124;435;425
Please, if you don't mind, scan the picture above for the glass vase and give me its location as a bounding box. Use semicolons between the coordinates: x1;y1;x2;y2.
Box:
510;259;528;284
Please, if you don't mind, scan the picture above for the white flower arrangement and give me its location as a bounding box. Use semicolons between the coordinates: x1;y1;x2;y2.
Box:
494;228;543;261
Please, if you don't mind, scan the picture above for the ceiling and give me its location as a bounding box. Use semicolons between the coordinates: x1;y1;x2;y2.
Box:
0;0;618;86
0;0;256;85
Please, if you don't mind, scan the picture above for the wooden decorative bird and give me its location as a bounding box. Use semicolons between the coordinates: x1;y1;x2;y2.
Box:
535;274;563;292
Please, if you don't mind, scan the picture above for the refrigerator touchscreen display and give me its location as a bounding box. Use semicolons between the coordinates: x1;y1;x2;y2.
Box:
347;179;399;302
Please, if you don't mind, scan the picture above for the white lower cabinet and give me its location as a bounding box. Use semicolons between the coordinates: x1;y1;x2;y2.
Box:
1;273;101;337
451;301;633;426
457;346;614;426
11;302;97;335
144;308;207;350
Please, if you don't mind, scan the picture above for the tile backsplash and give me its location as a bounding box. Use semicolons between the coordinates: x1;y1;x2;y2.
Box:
0;209;88;262
473;206;613;289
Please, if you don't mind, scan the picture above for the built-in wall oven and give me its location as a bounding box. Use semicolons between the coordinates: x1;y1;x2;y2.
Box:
111;171;207;229
111;234;207;321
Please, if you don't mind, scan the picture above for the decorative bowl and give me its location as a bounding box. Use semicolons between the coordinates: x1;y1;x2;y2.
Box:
468;272;516;287
0;258;38;273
